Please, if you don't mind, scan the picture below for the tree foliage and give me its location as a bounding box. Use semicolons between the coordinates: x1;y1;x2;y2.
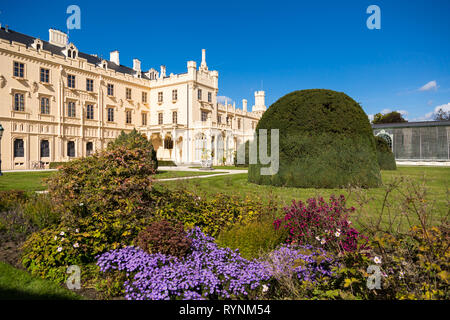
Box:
372;111;407;124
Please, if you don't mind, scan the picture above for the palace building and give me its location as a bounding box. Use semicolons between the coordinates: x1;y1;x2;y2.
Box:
0;25;266;170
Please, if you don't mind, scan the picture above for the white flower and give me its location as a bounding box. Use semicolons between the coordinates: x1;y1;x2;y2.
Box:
54;236;58;240
73;243;79;248
320;238;326;245
60;231;65;236
315;236;321;242
399;271;404;279
348;220;352;225
57;247;63;252
75;229;79;233
262;285;269;293
334;231;341;237
374;256;382;264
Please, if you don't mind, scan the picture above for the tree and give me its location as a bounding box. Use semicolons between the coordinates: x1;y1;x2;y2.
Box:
372;111;407;124
433;108;450;121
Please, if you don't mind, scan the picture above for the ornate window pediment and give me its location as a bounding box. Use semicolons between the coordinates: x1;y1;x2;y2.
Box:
64;43;78;59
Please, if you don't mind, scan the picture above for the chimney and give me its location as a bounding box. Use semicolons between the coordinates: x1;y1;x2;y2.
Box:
110;50;120;65
49;29;68;47
160;65;166;78
133;59;141;72
242;99;248;112
200;49;207;70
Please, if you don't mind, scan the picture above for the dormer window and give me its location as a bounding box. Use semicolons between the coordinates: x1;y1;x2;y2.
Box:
32;39;43;51
100;60;108;70
65;44;78;59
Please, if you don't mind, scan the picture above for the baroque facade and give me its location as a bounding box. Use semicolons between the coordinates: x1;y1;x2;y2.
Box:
0;26;266;170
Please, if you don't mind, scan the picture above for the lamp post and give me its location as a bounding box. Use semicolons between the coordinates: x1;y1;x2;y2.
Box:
0;123;3;176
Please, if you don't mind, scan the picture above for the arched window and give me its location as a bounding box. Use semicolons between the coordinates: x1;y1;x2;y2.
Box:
40;140;49;157
14;139;24;157
378;133;393;151
86;142;93;156
67;141;75;157
164;136;173;150
195;134;206;161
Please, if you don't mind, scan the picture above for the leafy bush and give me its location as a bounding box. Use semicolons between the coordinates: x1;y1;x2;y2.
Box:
233;141;249;167
248;89;381;188
375;136;397;170
154;189;263;237
136;220;192;259
274;195;369;254
107;129;158;171
49;162;67;169
46;146;156;224
158;160;177;167
21;207;146;283
217;214;288;259
23;193;61;230
0;190;27;212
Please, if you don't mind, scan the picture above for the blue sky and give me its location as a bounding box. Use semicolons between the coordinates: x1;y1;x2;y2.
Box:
1;0;449;120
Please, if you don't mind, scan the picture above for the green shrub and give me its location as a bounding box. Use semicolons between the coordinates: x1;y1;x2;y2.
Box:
23;193;61;230
136;219;192;259
49;162;67;169
158;160;177;167
154;189;264;237
233;141;249;167
0;190;28;212
375;136;397;170
108;129;158;171
216;214;288;259
46;146;157;224
248;89;381;188
21;207;147;283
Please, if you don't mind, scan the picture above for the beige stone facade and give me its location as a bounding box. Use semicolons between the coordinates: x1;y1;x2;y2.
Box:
0;26;265;170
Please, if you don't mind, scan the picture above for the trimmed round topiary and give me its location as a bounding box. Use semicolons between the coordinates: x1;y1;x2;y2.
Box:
375;136;397;170
248;89;382;188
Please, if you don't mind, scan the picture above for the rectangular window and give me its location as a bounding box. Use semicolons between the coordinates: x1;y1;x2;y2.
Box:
172;111;177;124
67;141;75;157
208;92;212;103
40;68;50;83
158;112;163;125
40;97;50;114
67;101;76;117
201;111;208;122
14;139;24;157
14;93;25;111
86;142;93;156
86;104;94;120
13;61;24;78
67;74;76;88
238;118;241;129
142;113;147;126
142;92;147;103
172;89;178;101
126;88;132;100
86;78;94;92
198;89;202;100
107;84;114;96
217;115;221;124
126;110;132;124
158;92;163;103
107;107;114;122
40;140;50;157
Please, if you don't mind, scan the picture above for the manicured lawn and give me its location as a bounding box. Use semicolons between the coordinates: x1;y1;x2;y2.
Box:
0;171;54;191
159;166;450;231
189;166;248;170
0;170;227;191
155;170;226;179
0;262;83;300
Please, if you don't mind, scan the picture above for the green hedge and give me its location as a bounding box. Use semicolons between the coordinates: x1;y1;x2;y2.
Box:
248;89;382;188
375;136;397;170
158;160;177;167
49;162;66;169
